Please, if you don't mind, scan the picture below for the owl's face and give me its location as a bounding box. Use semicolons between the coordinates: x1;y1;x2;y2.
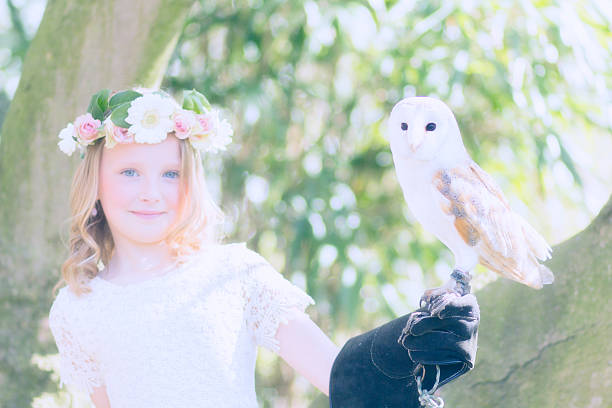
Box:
388;97;458;161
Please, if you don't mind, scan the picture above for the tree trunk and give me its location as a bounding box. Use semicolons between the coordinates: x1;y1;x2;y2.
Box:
0;0;194;405
441;194;612;407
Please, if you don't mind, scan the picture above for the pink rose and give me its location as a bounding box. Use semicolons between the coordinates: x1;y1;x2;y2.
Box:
113;126;134;144
196;113;214;134
74;113;102;143
173;111;196;139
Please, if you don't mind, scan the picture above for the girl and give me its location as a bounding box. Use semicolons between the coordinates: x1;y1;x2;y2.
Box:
49;88;479;407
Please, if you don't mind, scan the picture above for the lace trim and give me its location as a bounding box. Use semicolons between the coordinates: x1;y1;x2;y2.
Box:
251;300;314;353
237;243;315;353
49;289;104;394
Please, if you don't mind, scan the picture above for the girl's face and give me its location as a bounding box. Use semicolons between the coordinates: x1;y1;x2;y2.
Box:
98;134;182;245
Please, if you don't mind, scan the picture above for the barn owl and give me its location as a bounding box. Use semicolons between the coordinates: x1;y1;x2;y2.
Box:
388;97;553;309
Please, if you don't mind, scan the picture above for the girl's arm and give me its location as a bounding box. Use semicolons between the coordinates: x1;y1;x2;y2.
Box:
90;385;111;408
274;309;340;396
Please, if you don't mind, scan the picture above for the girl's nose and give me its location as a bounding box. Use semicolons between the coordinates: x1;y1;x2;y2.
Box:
138;178;162;202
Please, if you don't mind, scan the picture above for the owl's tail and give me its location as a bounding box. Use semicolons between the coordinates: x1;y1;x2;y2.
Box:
520;263;554;289
520;217;553;261
537;264;555;285
517;215;554;288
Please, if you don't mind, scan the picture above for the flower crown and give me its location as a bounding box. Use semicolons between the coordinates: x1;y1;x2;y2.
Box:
57;88;233;158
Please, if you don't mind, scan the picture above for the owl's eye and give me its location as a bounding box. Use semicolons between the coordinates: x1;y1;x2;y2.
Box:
401;122;408;131
426;122;436;131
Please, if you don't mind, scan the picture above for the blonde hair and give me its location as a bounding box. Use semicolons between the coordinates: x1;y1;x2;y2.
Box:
53;132;226;298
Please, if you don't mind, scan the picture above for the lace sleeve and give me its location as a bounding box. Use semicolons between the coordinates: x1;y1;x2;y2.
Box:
48;289;104;395
236;243;315;353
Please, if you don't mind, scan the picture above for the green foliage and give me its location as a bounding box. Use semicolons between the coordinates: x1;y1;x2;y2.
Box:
86;89;110;121
108;90;142;110
86;89;142;126
108;90;144;127
110;102;132;128
182;88;212;112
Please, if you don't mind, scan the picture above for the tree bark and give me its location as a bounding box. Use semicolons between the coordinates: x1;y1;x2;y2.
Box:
0;0;194;405
441;194;612;407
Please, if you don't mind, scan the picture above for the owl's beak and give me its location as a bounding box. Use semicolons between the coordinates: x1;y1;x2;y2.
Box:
409;132;425;152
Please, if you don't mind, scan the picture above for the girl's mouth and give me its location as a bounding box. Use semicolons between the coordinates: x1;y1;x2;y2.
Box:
130;211;165;219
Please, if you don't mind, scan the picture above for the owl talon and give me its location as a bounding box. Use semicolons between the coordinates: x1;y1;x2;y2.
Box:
428;292;461;317
420;287;453;310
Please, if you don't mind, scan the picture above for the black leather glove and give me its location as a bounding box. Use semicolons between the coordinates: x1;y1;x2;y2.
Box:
329;293;479;408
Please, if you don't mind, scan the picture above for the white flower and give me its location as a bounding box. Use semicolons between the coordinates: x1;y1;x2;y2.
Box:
189;109;233;153
57;123;77;156
125;94;175;144
210;117;233;152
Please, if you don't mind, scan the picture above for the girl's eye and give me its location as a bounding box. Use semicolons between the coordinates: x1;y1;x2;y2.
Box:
121;169;137;177
165;171;180;179
401;122;408;131
426;122;437;131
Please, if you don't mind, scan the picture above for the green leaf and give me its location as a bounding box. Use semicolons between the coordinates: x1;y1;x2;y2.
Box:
87;89;110;122
182;96;195;112
96;89;110;113
109;90;142;110
110;102;132;128
182;89;211;114
90;105;104;122
87;91;101;113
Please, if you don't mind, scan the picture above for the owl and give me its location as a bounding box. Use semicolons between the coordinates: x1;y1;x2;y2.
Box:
387;96;553;308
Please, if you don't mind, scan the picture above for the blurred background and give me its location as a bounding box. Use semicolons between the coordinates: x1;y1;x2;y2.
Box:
1;0;610;406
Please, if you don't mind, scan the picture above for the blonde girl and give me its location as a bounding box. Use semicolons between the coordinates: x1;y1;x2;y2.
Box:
49;88;479;408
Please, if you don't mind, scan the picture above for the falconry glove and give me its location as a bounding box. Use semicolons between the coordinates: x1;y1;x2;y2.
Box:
329;293;480;408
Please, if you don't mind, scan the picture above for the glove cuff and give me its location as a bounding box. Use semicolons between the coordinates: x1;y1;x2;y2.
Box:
329;312;422;407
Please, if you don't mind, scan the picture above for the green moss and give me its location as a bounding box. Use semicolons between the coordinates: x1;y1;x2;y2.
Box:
0;1;85;234
136;0;195;86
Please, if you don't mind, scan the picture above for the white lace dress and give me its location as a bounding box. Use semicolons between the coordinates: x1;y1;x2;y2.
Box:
48;242;315;407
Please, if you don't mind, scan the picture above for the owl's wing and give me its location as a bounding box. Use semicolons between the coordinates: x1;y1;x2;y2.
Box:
433;161;552;287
